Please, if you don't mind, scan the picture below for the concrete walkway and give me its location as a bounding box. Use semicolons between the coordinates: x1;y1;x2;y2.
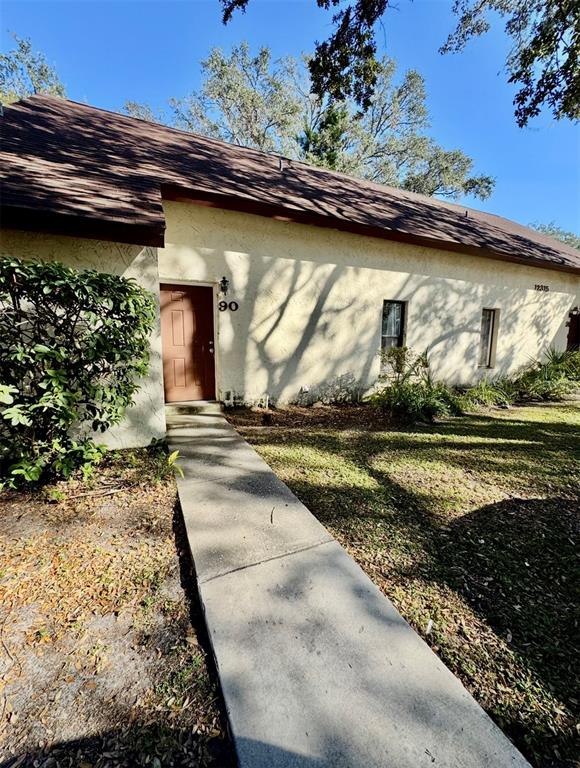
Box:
167;402;529;768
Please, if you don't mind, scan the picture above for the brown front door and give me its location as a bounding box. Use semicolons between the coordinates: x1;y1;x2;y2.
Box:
160;284;216;402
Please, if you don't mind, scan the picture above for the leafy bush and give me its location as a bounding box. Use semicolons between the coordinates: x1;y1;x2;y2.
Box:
371;347;463;421
511;348;580;401
464;348;580;408
0;257;156;487
463;377;517;408
372;380;463;422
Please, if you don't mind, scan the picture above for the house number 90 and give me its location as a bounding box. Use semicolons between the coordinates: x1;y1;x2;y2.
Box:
219;301;239;312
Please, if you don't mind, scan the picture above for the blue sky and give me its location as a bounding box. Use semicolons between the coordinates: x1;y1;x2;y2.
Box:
2;0;579;231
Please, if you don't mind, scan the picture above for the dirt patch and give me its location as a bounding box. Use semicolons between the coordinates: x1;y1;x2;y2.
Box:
0;447;234;767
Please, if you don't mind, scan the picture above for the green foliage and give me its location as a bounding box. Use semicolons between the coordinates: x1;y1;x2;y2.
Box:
303;58;494;198
101;441;184;485
464;348;580;408
158;44;494;201
372;380;464;422
378;346;429;384
442;0;580;127
530;221;580;250
371;346;580;420
123;101;167;124
146;444;184;481
462;378;517;409
511;348;580;401
0;257;156;487
169;42;302;154
221;0;387;110
298;101;350;170
370;347;463;421
0;33;65;103
222;1;578;127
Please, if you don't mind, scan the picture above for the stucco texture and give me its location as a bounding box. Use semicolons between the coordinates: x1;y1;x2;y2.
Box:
0;230;166;449
159;201;580;405
2;200;579;445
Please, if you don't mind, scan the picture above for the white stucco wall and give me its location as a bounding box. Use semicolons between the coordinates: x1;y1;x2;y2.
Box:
2;201;578;446
0;230;166;448
159;201;579;404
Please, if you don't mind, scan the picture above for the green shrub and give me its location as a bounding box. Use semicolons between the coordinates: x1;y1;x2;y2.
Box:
371;347;463;421
463;377;517;408
511;348;580;401
372;380;463;421
464;348;580;409
0;257;156;487
378;345;429;384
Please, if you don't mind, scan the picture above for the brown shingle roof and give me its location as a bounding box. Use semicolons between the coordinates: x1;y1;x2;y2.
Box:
1;95;579;275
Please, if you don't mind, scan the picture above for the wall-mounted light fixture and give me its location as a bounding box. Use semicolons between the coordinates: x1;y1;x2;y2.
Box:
219;276;230;296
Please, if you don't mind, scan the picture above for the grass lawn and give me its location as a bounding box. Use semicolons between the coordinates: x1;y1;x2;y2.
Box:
0;447;234;768
229;402;580;768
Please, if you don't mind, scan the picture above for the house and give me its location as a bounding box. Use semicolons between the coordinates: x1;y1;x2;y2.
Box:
1;95;579;448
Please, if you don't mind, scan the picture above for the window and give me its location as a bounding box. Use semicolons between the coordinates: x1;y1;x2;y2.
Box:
382;300;406;351
479;308;499;367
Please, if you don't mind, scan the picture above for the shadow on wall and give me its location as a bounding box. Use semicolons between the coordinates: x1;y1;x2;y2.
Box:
108;340;166;449
217;244;573;402
401;271;572;385
294;372;365;405
220;256;380;404
102;244;166;448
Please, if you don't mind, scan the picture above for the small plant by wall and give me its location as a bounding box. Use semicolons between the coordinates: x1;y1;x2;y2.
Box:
370;347;463;422
464;348;580;409
0;257;156;487
369;346;580;422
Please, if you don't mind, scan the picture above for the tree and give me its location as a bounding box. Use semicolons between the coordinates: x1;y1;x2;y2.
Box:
530;222;580;250
221;0;387;111
170;43;302;154
0;34;65;103
166;46;494;200
298;101;351;170
124;101;165;123
219;0;580;127
441;0;580;127
305;58;493;198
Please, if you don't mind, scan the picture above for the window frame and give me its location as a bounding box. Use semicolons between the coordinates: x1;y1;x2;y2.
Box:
479;308;499;368
381;300;406;352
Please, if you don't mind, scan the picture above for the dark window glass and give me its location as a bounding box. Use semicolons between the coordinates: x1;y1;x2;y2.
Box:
479;308;497;367
382;301;405;350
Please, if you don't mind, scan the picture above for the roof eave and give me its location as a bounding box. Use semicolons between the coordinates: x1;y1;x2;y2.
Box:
162;186;580;277
0;205;166;249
